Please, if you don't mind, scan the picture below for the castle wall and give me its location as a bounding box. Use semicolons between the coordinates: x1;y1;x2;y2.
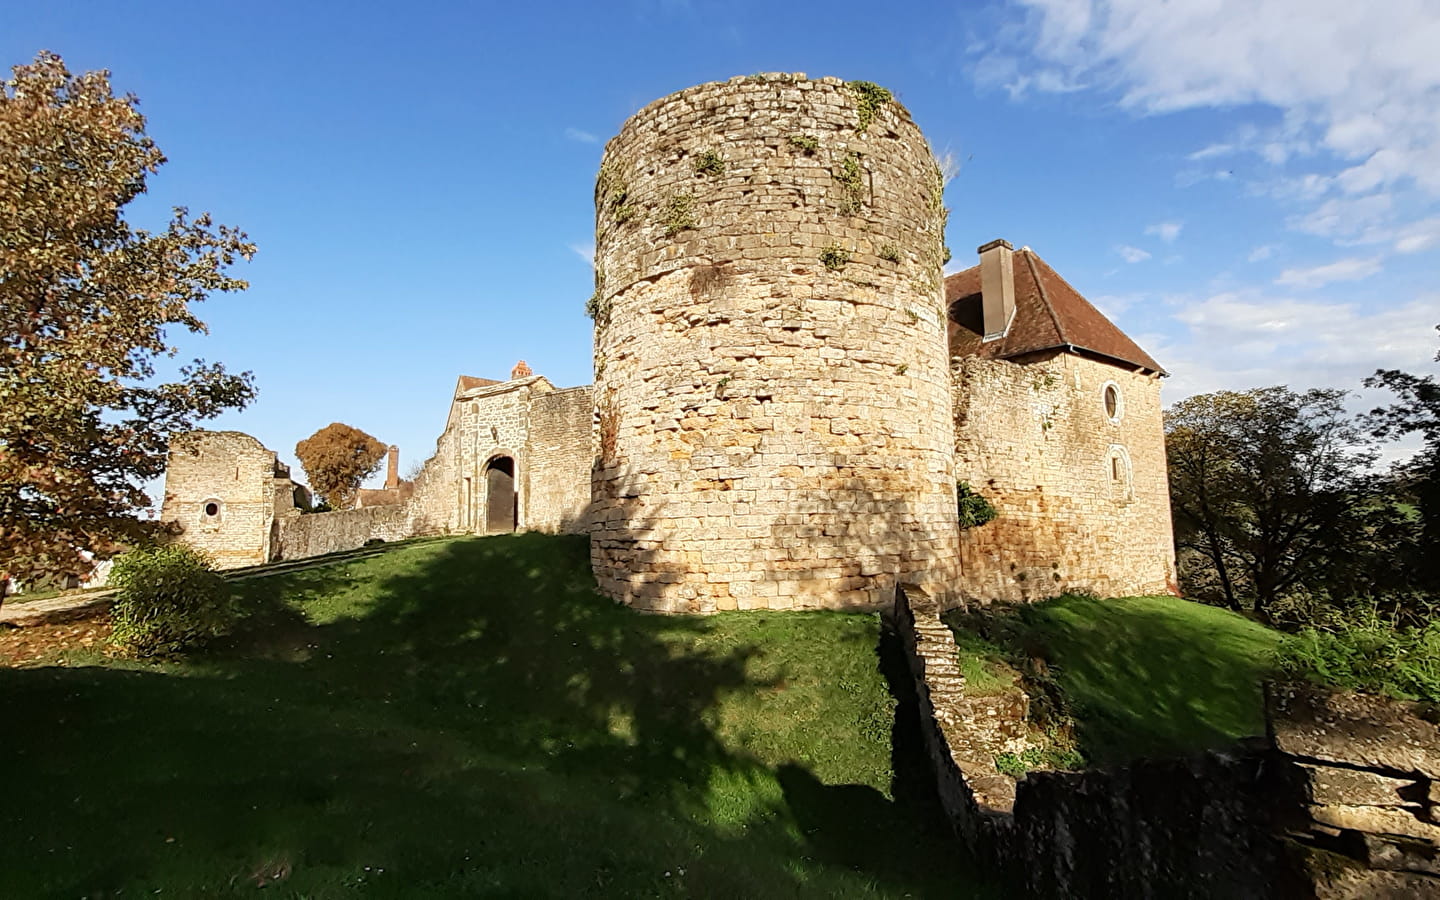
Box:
525;385;594;534
160;431;280;569
272;504;409;561
404;423;461;537
951;352;1176;602
590;74;961;613
455;381;533;532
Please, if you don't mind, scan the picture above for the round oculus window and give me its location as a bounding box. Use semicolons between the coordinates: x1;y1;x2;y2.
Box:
203;502;220;517
1102;383;1122;422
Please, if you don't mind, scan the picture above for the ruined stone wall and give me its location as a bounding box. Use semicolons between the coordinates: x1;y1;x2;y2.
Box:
591;73;961;613
160;431;280;569
272;504;409;561
404;424;461;537
525;385;594;534
952;352;1175;603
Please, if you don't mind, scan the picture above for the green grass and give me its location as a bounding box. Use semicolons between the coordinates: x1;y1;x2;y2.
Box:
948;595;1282;765
950;629;1020;697
1;534;988;897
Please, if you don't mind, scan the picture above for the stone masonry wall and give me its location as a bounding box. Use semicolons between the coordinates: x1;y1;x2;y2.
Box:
525;385;594;534
591;73;961;613
272;504;409;561
404;421;461;538
454;380;534;533
952;352;1176;603
160;431;280;569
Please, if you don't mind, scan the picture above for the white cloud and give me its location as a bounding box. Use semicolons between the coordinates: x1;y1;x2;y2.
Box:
976;0;1440;251
1247;244;1276;262
1160;291;1440;401
1274;256;1382;289
568;241;595;268
1145;221;1182;243
1116;244;1151;263
1188;143;1234;160
564;127;598;144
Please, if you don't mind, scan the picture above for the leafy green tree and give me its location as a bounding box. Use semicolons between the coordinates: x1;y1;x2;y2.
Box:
1366;325;1440;592
0;52;255;584
295;423;387;510
1165;387;1389;622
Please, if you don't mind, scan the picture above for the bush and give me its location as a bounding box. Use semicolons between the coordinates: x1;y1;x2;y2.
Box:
1275;619;1440;703
957;481;998;528
109;544;237;657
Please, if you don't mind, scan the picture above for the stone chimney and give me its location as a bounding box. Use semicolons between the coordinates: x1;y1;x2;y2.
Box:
978;239;1016;340
511;360;533;380
385;445;399;490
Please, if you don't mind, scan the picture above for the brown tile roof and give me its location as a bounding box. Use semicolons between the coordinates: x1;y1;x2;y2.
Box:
456;375;501;393
945;249;1165;375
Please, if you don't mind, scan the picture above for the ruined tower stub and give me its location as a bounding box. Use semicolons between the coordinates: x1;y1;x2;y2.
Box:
590;74;962;613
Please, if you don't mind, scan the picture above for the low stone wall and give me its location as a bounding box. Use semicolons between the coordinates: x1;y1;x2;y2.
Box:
894;588;1440;898
271;505;409;561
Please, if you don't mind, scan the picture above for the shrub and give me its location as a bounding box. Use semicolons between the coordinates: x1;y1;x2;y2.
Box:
957;481;998;528
109;543;237;657
819;245;850;271
1275;620;1440;703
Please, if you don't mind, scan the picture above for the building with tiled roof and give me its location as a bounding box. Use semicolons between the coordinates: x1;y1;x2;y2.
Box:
944;240;1176;602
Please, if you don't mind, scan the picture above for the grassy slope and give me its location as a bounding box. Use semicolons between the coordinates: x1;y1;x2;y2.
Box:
1;534;988;898
950;595;1282;765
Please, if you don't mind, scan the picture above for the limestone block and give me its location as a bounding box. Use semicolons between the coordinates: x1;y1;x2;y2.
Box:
1271;683;1440;779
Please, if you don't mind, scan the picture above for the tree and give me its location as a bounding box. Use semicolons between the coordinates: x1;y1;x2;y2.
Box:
294;424;387;510
0;52;256;582
1365;324;1440;591
1165;387;1390;622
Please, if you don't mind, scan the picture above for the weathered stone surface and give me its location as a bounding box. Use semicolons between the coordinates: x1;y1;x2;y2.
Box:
164;373;594;568
590;76;961;613
1299;763;1424;808
951;354;1177;602
1312;866;1440;899
1310;805;1440;843
1271;683;1440;779
160;431;294;569
1358;833;1440;875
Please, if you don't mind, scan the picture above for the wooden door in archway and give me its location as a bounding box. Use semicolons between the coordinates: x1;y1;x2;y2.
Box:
484;457;516;533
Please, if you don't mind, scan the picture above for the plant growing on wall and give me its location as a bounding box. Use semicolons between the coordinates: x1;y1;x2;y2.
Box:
820;245;851;271
0;52;256;584
662;193;698;237
787;133;819;153
295;423;388;510
585;265;610;325
957;482;998;528
692;149;725;176
846;80;892;133
836;152;867;214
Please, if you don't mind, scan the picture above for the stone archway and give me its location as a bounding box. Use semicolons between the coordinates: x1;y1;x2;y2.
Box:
484;456;517;534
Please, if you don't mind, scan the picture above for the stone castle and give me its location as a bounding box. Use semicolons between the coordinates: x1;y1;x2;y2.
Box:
162;74;1176;612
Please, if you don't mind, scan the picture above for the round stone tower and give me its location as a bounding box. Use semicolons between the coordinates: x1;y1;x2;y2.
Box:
590;73;961;613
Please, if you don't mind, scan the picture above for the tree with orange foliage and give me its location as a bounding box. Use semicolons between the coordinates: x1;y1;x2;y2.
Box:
294;424;388;510
0;52;255;583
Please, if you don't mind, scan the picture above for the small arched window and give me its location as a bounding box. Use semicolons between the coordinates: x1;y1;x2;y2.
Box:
1102;381;1124;424
1106;445;1134;502
199;498;224;529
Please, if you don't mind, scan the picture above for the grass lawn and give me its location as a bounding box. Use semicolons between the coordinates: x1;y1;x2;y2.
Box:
1;534;989;898
947;595;1283;765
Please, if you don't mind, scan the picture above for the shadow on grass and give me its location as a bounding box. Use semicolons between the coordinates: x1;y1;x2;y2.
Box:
947;595;1282;765
2;534;988;897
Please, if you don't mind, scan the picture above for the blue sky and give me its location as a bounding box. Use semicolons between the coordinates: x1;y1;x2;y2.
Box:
7;0;1439;492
